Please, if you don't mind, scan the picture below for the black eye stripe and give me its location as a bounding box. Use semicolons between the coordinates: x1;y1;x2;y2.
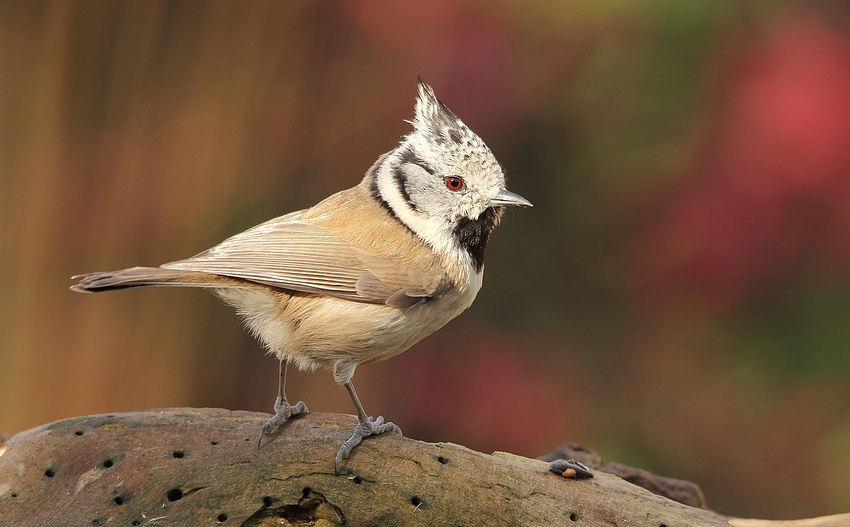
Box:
398;148;435;175
392;164;416;209
369;157;416;236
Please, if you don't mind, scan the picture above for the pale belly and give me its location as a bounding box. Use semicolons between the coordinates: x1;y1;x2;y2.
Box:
213;271;482;376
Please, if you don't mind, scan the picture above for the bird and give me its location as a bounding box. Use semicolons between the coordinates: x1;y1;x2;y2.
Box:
71;80;531;473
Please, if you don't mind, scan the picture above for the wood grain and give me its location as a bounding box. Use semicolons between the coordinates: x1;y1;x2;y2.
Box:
0;408;832;526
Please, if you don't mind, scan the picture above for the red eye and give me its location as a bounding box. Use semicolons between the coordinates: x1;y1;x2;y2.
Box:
445;176;464;191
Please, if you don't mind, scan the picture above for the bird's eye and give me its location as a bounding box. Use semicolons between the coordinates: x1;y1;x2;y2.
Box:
445;176;464;191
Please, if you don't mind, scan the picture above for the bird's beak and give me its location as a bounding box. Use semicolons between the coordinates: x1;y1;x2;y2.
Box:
489;189;532;208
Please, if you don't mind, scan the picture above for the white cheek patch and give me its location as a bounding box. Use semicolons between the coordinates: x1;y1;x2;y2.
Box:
375;156;457;256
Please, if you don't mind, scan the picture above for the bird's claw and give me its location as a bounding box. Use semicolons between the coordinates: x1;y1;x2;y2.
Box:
258;397;307;448
334;416;402;474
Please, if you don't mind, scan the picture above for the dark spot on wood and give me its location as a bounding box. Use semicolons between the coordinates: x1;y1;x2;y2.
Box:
167;488;183;501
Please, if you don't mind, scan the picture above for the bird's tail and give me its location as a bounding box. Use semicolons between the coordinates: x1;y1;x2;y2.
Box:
70;266;234;293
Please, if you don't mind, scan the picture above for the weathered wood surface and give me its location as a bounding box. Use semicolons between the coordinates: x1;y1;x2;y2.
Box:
0;408;842;526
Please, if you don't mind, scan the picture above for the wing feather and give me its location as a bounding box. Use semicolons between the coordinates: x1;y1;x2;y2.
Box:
161;209;447;305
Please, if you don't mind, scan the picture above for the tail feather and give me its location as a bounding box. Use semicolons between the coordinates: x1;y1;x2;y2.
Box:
70;266;234;293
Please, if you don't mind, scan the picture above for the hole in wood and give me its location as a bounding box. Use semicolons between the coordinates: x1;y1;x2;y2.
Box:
570;512;578;521
172;450;185;458
411;496;423;507
167;488;183;502
254;488;343;524
217;513;228;522
113;496;125;505
103;459;113;468
44;468;55;478
74;430;84;436
263;496;273;507
437;456;448;464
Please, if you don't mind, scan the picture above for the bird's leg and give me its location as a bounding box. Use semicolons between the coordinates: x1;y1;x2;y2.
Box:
258;359;307;448
334;380;401;474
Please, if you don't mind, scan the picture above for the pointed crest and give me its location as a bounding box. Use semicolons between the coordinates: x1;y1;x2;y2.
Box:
413;79;462;133
410;79;492;159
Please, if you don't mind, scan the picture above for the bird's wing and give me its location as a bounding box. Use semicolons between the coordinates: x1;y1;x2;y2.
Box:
161;212;446;307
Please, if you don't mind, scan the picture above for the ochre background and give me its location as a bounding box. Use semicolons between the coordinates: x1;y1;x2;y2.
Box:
2;1;850;519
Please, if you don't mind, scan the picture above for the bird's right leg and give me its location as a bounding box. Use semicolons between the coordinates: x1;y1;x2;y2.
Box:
334;379;401;474
258;359;307;447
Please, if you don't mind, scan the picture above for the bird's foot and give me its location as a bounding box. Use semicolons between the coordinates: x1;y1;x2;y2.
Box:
334;416;401;474
257;396;307;448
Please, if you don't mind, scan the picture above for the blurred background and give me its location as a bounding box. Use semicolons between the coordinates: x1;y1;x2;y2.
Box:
2;0;850;519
